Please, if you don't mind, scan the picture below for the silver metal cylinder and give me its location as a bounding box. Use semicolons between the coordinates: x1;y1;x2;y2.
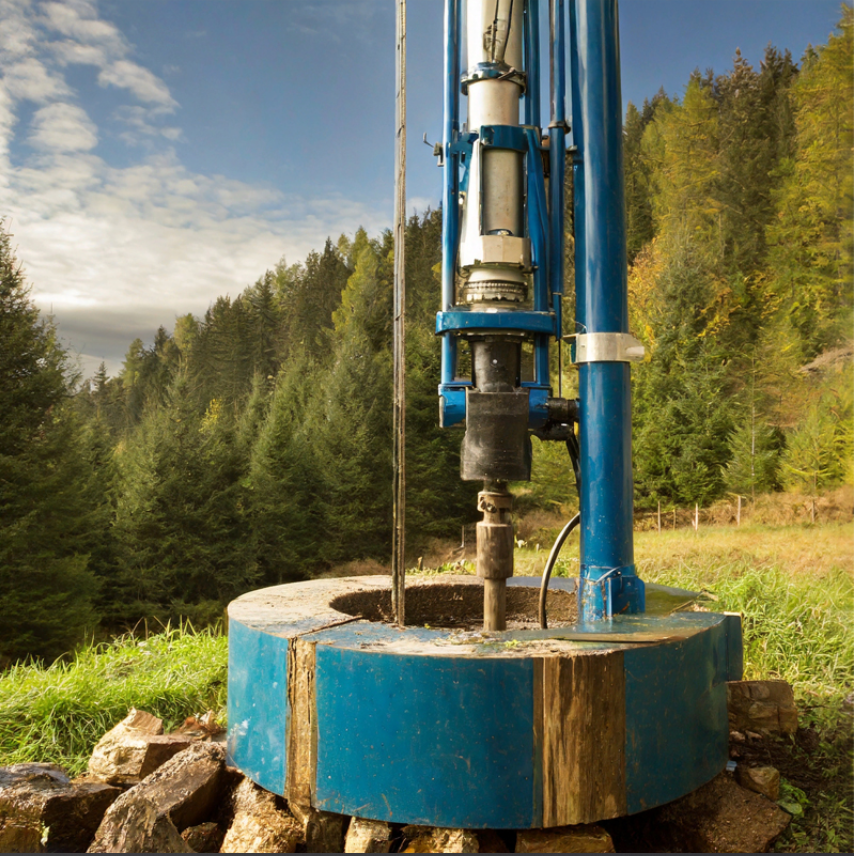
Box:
459;0;530;305
465;0;524;68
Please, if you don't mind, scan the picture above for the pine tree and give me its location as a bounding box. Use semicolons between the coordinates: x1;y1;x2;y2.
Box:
112;378;258;626
247;352;320;582
768;8;854;358
0;224;101;663
632;244;733;506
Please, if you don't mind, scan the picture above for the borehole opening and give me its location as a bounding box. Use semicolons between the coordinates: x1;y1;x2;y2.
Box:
330;583;577;630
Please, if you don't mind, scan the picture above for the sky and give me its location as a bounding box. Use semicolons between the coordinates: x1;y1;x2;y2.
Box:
0;0;845;378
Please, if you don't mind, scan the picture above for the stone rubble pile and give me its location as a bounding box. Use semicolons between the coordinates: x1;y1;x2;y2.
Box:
0;681;796;853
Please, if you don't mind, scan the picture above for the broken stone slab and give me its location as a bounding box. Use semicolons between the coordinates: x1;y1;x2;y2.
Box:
727;680;798;735
343;817;393;853
87;794;186;853
181;821;225;853
0;762;121;854
219;777;302;853
88;742;224;852
87;708;196;786
401;826;480;853
736;765;781;802
516;824;615;853
287;802;347;853
655;772;790;853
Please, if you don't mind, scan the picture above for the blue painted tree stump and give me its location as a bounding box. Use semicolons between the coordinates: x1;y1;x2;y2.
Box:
227;575;742;830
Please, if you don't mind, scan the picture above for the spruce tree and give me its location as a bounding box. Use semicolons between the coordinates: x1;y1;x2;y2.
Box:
0;224;100;663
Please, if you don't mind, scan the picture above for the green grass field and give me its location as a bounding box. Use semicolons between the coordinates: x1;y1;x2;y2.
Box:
0;521;850;851
0;625;227;776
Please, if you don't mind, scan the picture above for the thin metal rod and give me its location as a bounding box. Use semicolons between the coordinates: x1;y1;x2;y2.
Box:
440;0;461;385
392;0;407;628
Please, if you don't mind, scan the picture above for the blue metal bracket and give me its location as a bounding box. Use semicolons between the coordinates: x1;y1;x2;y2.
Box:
479;124;530;152
436;309;556;336
439;383;550;430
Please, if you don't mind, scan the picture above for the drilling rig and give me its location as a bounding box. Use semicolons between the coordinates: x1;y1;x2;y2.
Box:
225;0;744;834
436;0;645;630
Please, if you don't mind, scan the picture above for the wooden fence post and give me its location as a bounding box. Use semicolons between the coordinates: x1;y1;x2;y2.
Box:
737;495;741;527
657;500;661;533
693;503;699;531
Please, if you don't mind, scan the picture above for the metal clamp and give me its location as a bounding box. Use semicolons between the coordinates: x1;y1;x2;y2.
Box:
570;333;645;364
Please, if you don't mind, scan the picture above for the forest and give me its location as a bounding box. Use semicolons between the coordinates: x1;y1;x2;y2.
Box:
1;10;851;665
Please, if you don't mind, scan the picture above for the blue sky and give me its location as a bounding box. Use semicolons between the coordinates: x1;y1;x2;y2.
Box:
0;0;845;376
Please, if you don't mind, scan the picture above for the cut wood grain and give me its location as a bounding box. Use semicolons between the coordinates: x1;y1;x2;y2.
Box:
540;653;627;826
286;638;317;811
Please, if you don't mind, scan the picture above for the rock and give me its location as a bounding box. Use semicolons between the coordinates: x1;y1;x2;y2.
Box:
182;821;225;853
0;762;120;854
515;824;615;853
344;817;393;853
306;810;347;853
87;708;195;786
401;826;479;853
729;730;746;743
736;765;781;802
476;830;511;853
654;772;790;853
727;680;798;735
89;743;225;852
220;778;302;853
87;794;186;853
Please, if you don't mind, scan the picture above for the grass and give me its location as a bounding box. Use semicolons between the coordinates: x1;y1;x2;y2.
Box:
515;519;853;853
516;521;853;702
1;521;850;850
0;625;227;776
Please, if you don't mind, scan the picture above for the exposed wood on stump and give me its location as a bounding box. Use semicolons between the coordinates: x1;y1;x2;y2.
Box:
539;653;627;825
0;762;120;854
515;824;615;853
220;777;302;853
286;638;317;812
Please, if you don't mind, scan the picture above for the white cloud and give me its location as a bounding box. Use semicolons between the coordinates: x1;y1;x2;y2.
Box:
97;59;176;107
114;105;182;146
0;0;392;376
28;102;97;151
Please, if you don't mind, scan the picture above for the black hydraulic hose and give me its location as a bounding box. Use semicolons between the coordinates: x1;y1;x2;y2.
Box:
539;431;583;630
538;512;580;629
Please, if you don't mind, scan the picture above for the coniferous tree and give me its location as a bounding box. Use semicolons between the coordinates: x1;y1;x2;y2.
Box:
0;224;101;662
768;8;853;358
113;378;258;626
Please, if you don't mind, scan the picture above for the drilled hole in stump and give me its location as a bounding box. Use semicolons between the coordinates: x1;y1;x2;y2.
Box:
330;583;577;630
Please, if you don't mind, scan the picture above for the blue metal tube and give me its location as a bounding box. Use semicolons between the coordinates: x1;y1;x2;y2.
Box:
572;0;644;620
441;0;461;385
548;0;566;344
524;0;541;129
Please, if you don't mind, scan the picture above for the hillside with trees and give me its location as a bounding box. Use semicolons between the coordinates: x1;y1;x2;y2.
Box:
1;10;851;664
